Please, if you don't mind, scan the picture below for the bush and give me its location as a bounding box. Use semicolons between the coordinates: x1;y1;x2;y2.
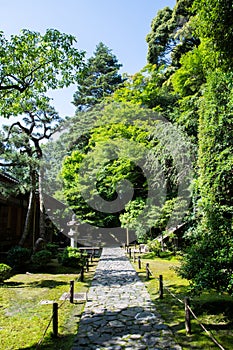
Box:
0;263;12;283
7;246;31;268
31;250;52;267
46;243;59;258
147;239;161;257
59;247;87;268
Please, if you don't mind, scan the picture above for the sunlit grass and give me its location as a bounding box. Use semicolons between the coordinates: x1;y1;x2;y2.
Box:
0;259;98;350
131;252;233;350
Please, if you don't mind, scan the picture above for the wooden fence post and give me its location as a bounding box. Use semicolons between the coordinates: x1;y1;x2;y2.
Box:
146;263;150;280
129;248;131;259
52;302;58;337
133;250;136;263
138;256;141;269
159;275;163;299
70;280;74;303
80;266;84;282
185;297;191;335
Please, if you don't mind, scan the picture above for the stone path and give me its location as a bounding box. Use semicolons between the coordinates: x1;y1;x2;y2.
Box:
72;247;182;350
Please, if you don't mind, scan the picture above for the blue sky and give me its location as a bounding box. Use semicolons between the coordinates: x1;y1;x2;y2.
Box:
0;0;176;118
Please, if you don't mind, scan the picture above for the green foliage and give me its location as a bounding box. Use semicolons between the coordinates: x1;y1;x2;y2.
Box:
146;1;198;68
73;42;124;110
178;71;233;295
146;239;161;257
193;0;233;67
0;263;12;282
60;103;156;228
31;250;52;267
178;228;233;295
58;102;194;241
146;6;174;66
171;46;205;97
59;247;87;268
0;29;85;117
113;64;176;112
46;243;59;257
7;246;31;268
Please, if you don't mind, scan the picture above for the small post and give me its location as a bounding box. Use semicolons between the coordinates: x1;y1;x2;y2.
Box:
185;297;191;335
86;257;89;272
139;245;141;254
159;275;163;299
80;266;84;282
90;253;93;263
133;250;136;263
146;263;150;280
52;302;58;337
70;280;74;303
129;248;131;259
138;256;141;269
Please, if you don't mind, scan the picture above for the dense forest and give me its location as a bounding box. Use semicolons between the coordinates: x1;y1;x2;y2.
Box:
0;0;233;295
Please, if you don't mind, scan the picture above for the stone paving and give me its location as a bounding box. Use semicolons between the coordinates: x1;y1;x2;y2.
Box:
72;247;182;350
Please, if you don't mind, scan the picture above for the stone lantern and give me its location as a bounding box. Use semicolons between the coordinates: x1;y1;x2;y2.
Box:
67;214;80;248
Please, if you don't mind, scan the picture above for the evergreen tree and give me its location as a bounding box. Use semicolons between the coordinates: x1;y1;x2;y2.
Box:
73;42;124;111
146;0;198;69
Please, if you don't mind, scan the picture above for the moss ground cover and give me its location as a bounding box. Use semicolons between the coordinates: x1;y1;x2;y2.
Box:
0;258;98;350
132;252;233;350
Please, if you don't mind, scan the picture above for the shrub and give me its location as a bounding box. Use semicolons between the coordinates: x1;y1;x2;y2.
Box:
0;263;12;283
7;246;31;268
31;250;52;267
59;247;87;268
147;239;161;257
46;243;59;257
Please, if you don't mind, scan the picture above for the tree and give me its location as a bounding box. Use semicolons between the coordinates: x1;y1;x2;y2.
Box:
175;1;233;295
178;71;233;295
0;97;61;245
57;102;193;241
73;42;124;111
112;64;176;114
170;44;206;138
0;29;85;117
146;1;198;69
146;6;174;66
61;108;152;227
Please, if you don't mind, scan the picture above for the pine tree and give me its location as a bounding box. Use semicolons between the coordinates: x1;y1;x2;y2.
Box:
73;42;124;110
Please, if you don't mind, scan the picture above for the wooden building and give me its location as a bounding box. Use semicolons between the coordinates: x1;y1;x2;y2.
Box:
0;172;29;251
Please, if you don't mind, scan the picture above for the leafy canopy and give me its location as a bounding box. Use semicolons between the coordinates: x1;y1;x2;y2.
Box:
0;29;85;117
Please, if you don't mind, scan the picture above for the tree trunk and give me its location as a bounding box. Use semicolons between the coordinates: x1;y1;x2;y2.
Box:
38;168;46;241
18;189;34;246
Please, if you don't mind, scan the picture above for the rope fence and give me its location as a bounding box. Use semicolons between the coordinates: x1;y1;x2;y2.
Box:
126;247;226;350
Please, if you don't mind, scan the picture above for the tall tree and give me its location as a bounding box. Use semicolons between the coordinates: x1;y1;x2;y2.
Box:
0;29;85;117
177;1;233;294
0;97;61;245
179;71;233;294
73;42;124;111
58;102;193;240
146;0;198;69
